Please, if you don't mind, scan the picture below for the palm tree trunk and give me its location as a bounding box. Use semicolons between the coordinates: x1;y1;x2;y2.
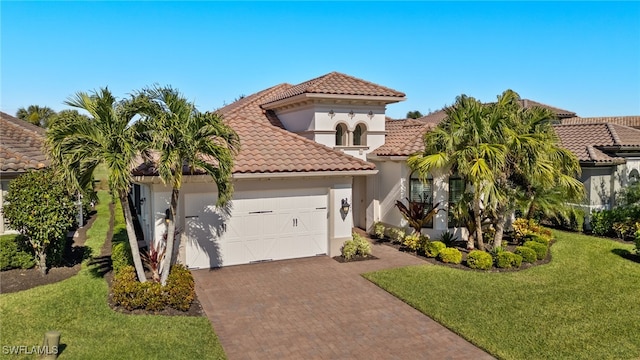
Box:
525;198;536;220
473;196;485;251
160;188;179;286
121;195;147;282
493;209;506;249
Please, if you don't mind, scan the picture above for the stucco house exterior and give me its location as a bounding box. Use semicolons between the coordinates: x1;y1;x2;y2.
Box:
130;72;639;269
553;122;640;223
0;112;50;234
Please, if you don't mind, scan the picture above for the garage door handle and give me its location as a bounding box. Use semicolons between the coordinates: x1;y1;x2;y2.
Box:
249;210;273;214
185;215;199;219
316;207;327;210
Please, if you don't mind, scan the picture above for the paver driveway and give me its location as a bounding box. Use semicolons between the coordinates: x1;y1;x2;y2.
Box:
193;240;494;360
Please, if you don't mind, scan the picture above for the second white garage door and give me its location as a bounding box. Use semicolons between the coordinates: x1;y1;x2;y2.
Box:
184;189;328;268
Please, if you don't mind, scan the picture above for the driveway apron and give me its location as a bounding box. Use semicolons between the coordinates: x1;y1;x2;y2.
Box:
193;241;494;360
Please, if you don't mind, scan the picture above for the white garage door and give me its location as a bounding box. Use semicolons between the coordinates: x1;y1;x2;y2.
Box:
184;189;328;268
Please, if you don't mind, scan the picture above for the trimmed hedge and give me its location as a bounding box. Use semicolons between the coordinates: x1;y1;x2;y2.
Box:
424;241;446;258
467;250;493;270
515;246;537;263
438;247;462;264
495;251;523;269
527;234;551;246
524;241;548;260
112;264;196;311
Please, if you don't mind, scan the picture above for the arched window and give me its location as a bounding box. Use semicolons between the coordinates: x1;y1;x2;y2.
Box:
353;123;367;146
335;123;347;146
409;171;433;228
630;169;640;184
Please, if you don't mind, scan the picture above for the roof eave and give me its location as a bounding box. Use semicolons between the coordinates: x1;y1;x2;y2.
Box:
261;93;405;110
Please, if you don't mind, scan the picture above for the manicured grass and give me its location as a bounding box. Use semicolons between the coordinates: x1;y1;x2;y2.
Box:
364;231;640;360
0;190;226;360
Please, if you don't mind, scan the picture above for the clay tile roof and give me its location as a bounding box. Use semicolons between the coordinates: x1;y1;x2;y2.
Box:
261;72;405;105
373;119;435;157
553;123;640;164
519;99;576;118
134;81;376;176
0;111;50;174
561;116;640;129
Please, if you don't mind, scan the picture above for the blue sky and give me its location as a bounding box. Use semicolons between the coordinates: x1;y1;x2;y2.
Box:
2;1;639;119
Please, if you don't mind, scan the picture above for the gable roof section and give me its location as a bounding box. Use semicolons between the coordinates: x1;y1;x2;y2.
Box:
0;111;50;174
518;99;576;118
553;123;640;165
134;76;376;176
561;116;640;129
261;72;405;106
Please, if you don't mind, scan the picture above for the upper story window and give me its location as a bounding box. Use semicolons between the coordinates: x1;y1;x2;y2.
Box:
409;171;433;228
353;123;367;146
335;123;348;146
629;169;639;184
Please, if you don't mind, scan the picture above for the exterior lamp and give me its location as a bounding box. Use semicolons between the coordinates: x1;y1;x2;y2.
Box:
341;198;351;215
328;109;335;118
367;110;374;119
165;209;172;223
348;110;355;119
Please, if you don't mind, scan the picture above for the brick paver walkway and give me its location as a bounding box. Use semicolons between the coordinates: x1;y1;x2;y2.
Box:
193;237;494;360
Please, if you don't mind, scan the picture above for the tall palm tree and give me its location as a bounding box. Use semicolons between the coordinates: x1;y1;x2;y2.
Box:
16;105;56;128
137;86;240;285
46;88;148;282
409;95;506;250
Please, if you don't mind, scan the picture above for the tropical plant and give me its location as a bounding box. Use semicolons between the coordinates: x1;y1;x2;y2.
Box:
135;86;240;285
389;228;406;243
16;105;56;128
46;88;148;281
2;170;76;274
142;238;167;283
341;232;372;260
395;198;440;235
438;230;459;247
374;222;386;239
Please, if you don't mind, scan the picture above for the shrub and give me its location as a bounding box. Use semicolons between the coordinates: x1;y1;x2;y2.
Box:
166;264;196;311
515;246;537;263
374;222;386;239
495;251;523;269
424;241;446;258
524;241;548;260
341;232;372;260
512;218;533;241
635;223;640;255
591;206;640;238
0;235;35;271
527;234;551;246
112;240;133;275
438;248;462;264
403;233;429;252
111;264;195;312
2;169;76;273
438;231;458;247
466;250;493;270
389;228;406;243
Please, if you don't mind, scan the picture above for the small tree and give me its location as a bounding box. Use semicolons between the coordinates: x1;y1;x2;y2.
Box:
2;170;76;274
406;110;423;119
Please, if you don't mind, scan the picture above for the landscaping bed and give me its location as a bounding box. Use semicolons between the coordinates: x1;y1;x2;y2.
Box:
332;254;379;263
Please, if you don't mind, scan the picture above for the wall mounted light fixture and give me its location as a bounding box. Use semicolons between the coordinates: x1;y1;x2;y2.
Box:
341;198;351;215
367;110;374;119
165;208;173;223
328;109;335;118
348;110;355;119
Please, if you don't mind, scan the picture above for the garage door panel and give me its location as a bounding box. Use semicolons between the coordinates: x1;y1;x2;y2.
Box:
186;190;329;268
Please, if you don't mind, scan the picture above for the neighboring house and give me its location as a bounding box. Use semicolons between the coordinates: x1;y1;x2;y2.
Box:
561;116;640;129
553;123;640;220
132;72;404;268
0;112;50;234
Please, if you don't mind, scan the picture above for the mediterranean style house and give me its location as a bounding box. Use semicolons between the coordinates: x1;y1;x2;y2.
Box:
129;72;640;269
0;112;50;234
2;72;637;263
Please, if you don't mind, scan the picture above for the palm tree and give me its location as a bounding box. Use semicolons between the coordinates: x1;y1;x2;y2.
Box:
46;88;148;282
16;105;56;128
408;95;506;250
137;86;240;285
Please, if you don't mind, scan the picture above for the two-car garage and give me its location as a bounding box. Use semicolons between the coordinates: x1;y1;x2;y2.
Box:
184;188;329;268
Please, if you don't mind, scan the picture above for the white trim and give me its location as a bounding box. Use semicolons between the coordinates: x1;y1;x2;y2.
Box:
262;93;405;110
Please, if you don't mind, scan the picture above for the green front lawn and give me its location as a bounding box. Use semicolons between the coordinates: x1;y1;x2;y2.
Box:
0;190;226;359
364;231;640;360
